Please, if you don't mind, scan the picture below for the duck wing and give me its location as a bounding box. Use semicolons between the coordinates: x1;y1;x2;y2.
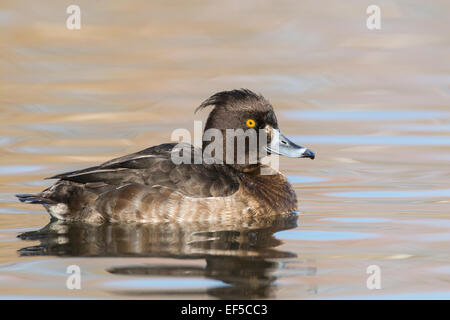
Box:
46;143;240;198
46;143;178;183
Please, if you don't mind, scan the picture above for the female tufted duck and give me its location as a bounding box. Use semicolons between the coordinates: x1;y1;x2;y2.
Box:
17;89;314;223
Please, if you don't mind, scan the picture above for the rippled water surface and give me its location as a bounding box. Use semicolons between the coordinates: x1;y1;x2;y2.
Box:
1;0;449;299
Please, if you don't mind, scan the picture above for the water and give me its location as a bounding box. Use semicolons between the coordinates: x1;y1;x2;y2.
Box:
0;0;449;299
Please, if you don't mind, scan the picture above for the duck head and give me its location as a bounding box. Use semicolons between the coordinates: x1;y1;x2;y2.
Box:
196;89;315;170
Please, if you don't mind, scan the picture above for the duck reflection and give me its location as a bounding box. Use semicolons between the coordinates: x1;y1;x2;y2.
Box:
18;213;312;298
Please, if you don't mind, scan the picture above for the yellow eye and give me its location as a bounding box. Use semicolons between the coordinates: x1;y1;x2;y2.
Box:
246;119;256;127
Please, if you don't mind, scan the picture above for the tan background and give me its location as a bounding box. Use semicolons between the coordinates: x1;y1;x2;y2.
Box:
0;0;449;298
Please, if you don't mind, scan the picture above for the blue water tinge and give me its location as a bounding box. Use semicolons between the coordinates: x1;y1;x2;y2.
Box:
292;135;450;146
321;217;390;223
103;278;228;290
328;189;450;198
281;110;448;121
287;175;325;184
0;165;44;175
276;230;377;241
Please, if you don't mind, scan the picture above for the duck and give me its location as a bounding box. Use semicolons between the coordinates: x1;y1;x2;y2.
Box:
16;89;315;224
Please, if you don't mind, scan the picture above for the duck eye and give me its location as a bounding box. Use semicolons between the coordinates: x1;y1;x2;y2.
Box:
246;119;256;128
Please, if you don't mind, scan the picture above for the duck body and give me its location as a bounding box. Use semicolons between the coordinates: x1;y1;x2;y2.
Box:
17;89;314;223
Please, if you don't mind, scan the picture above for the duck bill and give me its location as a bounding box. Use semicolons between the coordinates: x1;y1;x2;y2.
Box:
265;129;315;159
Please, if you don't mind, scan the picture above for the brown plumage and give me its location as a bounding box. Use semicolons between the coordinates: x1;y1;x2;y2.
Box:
16;89;314;223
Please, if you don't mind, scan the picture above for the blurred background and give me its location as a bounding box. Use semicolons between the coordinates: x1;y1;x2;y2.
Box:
0;0;449;299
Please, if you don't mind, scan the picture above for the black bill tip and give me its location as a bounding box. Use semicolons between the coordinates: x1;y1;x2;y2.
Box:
301;148;315;160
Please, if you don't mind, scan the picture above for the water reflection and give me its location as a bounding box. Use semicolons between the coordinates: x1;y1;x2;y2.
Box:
18;213;303;299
